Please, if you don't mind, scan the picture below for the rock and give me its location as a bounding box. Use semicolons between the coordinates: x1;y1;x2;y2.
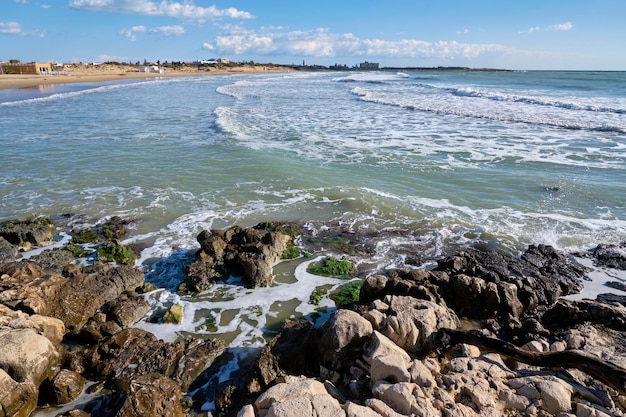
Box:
575;402;613;417
360;274;389;304
371;381;417;415
362;331;411;366
162;303;184;324
317;309;373;364
591;243;626;270
0;262;144;331
382;295;459;353
0;327;62;417
254;376;327;411
28;249;75;275
0;218;53;246
508;376;573;415
370;354;410;384
114;373;183;417
343;401;384;417
7;314;65;345
185;224;292;290
88;328;225;392
237;404;256;417
107;296;151;328
42;369;87;405
0;369;38;417
408;360;435;387
543;299;626;331
311;393;345;417
267;397;313;417
364;397;408;417
0;237;16;264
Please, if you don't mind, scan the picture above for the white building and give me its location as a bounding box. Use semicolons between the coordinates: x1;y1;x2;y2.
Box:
139;65;166;74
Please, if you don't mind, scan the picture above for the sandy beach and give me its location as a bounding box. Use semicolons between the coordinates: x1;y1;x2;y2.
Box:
0;63;295;90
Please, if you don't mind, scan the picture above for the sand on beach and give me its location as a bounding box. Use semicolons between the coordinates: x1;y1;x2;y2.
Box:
0;63;295;90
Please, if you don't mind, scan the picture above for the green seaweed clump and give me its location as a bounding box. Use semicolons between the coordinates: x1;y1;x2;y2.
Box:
309;288;326;305
307;256;353;279
329;280;363;308
65;243;94;258
281;245;300;260
96;240;137;265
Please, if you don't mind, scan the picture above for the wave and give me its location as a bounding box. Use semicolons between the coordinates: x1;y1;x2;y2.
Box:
351;86;626;134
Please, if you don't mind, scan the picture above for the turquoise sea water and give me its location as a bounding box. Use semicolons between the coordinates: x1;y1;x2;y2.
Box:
3;70;626;411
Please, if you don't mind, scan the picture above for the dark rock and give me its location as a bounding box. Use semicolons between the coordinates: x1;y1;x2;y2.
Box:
88;328;225;392
605;281;626;293
591;243;626;270
596;293;626;307
107;296;151;328
114;373;183;417
41;369;87;405
0;236;16;264
28;249;75;274
0;218;53;246
542;299;626;331
184;224;291;291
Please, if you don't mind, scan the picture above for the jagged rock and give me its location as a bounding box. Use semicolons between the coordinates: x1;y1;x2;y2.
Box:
371;353;410;384
311;393;345;417
28;249;75;275
88;328;225;392
371;380;417;415
382;296;460;353
0;261;144;331
114;373;183;417
0;327;62;417
508;375;573;415
435;245;585;315
364;397;408;417
343;401;383;417
184;224;291;290
42;369;87;405
408;360;435;388
591;243;626;270
254;376;327;411
107;296;151;328
542;299;626;331
6;313;65;345
0;237;16;264
0;219;53;246
362;331;411;366
317;309;373;365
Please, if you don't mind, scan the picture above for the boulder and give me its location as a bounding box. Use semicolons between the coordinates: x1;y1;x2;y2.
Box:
28;249;75;275
254;376;327;411
266;397;313;417
311;393;345;417
42;369;87;405
114;373;183;417
184;224;292;290
0;369;38;417
382;295;459;353
0;219;53;246
362;331;411;366
591;243;626;270
0;237;16;264
317;309;373;364
88;328;225;392
370;354;410;383
107;296;151;328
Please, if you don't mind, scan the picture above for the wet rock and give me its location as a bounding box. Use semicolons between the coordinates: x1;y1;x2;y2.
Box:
0;236;16;264
114;373;183;417
88;328;225;392
28;249;75;275
107;295;151;328
591;243;626;270
41;369;87;405
162;303;184;324
184;224;291;291
0;218;53;246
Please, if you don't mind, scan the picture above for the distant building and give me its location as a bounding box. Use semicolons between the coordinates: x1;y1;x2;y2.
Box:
139;65;166;74
1;62;52;75
359;61;379;70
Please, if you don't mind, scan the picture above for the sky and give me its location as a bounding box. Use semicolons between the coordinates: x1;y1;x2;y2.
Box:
2;0;625;70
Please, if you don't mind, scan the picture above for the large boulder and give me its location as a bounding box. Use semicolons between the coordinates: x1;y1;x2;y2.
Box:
114;373;184;417
0;261;144;331
590;243;626;270
88;328;225;392
184;224;292;290
0;218;53;247
0;237;16;265
317;309;373;365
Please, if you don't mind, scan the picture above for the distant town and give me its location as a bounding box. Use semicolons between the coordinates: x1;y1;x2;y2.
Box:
1;57;508;76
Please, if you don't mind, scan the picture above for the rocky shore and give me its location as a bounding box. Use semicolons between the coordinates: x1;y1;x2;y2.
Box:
1;216;625;417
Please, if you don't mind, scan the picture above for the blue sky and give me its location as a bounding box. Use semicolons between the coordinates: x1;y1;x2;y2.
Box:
2;0;625;70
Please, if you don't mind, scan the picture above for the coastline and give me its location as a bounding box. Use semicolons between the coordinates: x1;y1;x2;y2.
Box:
0;63;296;90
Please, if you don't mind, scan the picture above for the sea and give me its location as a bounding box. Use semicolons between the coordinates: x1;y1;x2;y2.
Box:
2;69;626;413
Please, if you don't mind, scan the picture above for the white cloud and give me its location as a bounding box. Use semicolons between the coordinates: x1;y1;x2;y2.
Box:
549;22;573;31
0;22;22;35
522;22;573;34
119;25;146;40
41;4;52;9
69;0;253;22
149;25;185;36
203;26;511;61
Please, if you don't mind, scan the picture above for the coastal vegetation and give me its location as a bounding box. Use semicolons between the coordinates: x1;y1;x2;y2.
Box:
306;256;353;278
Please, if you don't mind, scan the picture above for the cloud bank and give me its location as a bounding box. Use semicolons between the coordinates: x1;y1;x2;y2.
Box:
69;0;253;21
203;27;513;61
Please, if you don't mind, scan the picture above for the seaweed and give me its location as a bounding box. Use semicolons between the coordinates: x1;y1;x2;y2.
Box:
307;256;353;279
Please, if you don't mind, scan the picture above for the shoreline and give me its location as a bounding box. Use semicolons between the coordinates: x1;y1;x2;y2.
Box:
0;63;297;90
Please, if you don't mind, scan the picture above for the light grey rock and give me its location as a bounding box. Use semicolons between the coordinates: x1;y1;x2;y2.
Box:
343;401;383;417
255;376;327;411
363;331;411;366
371;354;410;383
267;397;313;417
311;393;345;417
